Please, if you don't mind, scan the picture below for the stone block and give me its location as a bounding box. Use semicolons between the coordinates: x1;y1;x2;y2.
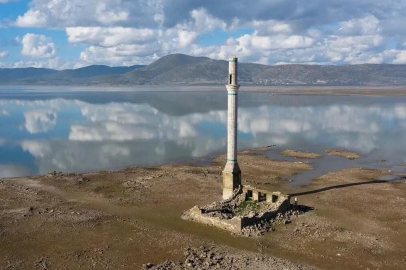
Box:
252;191;259;201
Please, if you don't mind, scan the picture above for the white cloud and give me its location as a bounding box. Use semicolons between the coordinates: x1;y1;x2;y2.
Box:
0;138;6;146
0;164;31;179
66;27;156;47
186;9;226;32
67;8;226;66
8;1;406;67
10;57;70;70
21;33;56;58
339;15;381;36
0;0;20;3
69;103;200;142
249;34;315;50
250;20;293;35
94;2;129;24
0;51;8;59
15;10;47;27
24;110;58;134
77;45;160;67
393;51;406;64
178;30;199;47
394;105;406;119
1;109;9;116
15;0;158;28
329;35;384;54
21;140;52;158
14;36;21;44
70;123;158;141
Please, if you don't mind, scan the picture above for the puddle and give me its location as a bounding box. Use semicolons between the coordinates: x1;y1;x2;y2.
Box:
254;146;406;187
378;175;406;182
389;166;406;174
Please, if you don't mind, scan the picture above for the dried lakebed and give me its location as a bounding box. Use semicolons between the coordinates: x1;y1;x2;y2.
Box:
0;149;405;270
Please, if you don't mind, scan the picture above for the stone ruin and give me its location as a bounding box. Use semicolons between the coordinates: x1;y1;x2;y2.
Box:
182;186;292;236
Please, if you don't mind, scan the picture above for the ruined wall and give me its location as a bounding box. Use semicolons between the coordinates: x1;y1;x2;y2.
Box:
240;198;291;228
183;190;291;234
184;206;243;233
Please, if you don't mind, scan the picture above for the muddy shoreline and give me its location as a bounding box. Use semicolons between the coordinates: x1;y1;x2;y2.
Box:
0;148;405;269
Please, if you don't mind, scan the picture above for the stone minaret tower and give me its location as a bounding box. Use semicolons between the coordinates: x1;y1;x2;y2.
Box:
223;57;242;200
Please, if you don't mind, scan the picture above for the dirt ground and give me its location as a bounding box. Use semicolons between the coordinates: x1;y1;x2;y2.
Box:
0;149;405;270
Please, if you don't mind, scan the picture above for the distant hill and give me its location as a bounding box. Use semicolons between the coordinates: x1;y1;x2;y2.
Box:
93;54;406;86
43;65;145;80
2;54;406;86
0;64;145;85
0;68;57;83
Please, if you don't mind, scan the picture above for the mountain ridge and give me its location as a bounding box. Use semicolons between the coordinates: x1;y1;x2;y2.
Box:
0;64;145;84
2;54;406;86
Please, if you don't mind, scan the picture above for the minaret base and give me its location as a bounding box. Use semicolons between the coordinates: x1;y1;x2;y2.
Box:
222;162;241;200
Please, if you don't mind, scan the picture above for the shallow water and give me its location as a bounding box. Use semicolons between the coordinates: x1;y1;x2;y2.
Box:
1;86;406;183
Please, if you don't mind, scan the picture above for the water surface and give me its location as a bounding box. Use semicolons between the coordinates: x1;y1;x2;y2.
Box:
1;87;406;184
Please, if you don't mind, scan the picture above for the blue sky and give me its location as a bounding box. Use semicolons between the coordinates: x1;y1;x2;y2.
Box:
1;0;406;69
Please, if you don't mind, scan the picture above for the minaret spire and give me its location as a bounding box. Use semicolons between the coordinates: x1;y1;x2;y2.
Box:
223;57;242;200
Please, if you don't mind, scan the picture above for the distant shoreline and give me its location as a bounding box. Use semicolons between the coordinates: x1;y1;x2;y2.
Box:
2;84;406;96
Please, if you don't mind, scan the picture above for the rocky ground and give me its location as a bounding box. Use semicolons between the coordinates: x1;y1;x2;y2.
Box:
143;246;315;270
0;149;405;269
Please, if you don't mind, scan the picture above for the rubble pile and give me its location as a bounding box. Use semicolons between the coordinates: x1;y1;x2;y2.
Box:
143;246;314;270
241;209;304;237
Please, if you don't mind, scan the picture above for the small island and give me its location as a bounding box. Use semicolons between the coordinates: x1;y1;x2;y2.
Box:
326;149;361;160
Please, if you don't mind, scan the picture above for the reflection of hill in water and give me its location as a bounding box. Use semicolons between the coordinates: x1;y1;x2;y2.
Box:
2;90;406;116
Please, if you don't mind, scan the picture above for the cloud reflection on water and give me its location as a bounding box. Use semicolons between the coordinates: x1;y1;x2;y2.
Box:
24;110;58;134
0;164;31;178
1;93;406;176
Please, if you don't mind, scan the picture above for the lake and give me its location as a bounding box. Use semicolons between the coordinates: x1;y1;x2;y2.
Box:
1;86;406;182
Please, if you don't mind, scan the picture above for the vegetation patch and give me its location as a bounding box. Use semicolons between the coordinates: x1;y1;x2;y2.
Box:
235;200;261;216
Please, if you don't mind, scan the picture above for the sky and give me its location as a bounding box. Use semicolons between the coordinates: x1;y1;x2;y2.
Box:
1;0;406;69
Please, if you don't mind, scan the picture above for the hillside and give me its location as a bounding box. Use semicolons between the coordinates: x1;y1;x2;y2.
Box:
0;65;145;85
0;68;57;83
2;54;406;86
92;54;406;86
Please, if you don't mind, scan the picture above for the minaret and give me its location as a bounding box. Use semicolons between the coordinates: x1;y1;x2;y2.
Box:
223;57;242;200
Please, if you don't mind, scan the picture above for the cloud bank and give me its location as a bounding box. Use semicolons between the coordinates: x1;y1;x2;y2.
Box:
0;0;404;68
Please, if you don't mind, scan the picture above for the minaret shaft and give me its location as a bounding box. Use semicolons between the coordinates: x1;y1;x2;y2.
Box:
223;57;241;200
227;90;238;162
